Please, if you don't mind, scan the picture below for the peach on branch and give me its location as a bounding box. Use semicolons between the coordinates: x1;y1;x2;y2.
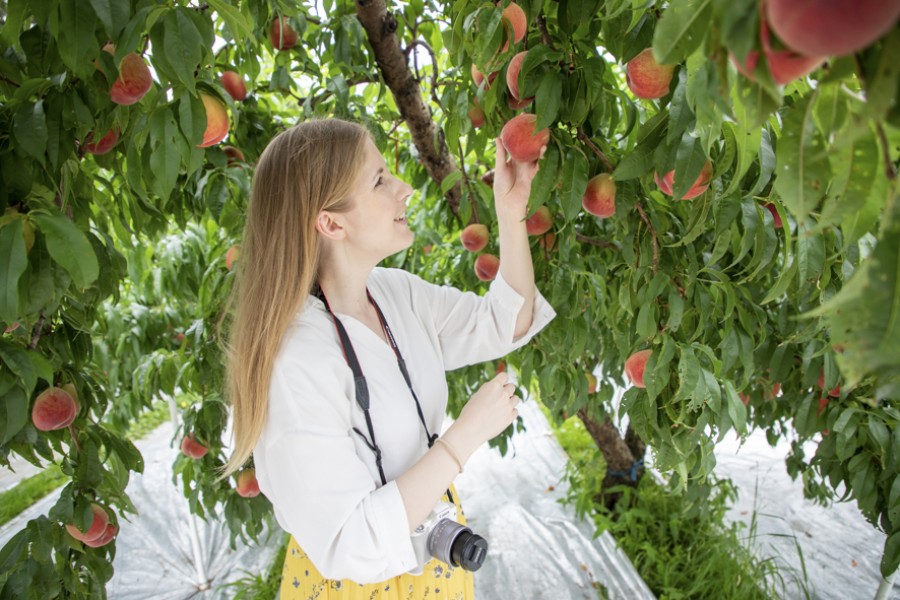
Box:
223;146;245;166
538;231;556;252
468;105;486;129
82;128;120;155
507;95;533;110
460;223;489;252
66;504;109;543
181;433;208;459
198;93;229;148
236;468;261;498
625;49;674;100
525;205;552;236
585;372;598;394
471;64;498;89
624;349;652;388
32;386;78;431
766;0;900;58
654;160;713;200
500;113;550;163
501;2;527;44
817;371;841;398
474;253;500;281
731;16;824;86
221;71;247;101
4;322;20;334
817;397;829;416
269;17;298;51
764;202;783;228
83;523;118;548
506;51;532;102
110;53;152;105
225;245;240;270
582;173;616;218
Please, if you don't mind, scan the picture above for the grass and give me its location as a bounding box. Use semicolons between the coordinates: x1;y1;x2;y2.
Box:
219;533;290;599
0;401;172;528
543;405;806;599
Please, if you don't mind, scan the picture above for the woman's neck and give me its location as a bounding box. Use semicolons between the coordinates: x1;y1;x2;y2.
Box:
316;260;375;319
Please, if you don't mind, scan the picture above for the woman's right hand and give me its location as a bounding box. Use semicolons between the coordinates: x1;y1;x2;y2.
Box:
455;372;521;445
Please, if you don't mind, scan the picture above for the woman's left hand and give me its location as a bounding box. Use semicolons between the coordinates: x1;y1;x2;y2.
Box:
492;137;545;219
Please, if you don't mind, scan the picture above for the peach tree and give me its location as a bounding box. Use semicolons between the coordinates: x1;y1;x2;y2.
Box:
0;0;898;595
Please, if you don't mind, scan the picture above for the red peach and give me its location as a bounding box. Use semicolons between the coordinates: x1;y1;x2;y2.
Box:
654;160;713;200
83;128;120;155
502;2;527;44
223;146;245;165
586;372;597;394
624;349;652;388
221;71;247;101
500;113;550;163
625;49;674;100
817;371;841;398
468;105;486;129
110;53;152;105
764;202;783;228
474;253;500;281
817;397;829;416
582;173;616;218
507;95;533;110
32;387;78;431
538;231;556;252
83;523;117;548
731;16;824;85
269;17;298;51
525;205;552;236
236;468;261;498
198;93;229;148
65;504;109;543
181;433;208;459
225;245;240;270
460;223;489;252
506;51;531;101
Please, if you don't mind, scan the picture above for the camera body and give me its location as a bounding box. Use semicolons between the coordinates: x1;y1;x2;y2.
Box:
408;501;488;575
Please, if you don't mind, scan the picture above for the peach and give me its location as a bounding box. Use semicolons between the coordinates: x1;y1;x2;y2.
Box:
739;391;751;406
83;523;117;548
764;202;782;228
236;469;261;498
582;173;616;218
525;205;552;236
585;372;597;394
66;504;109;543
624;349;652;388
225;245;240;270
468;105;486;129
471;64;498;89
221;71;247;101
474;253;500;281
502;2;527;44
460;223;489;252
625;49;674;99
507;95;533;110
500;113;550;163
654;159;713;200
32;386;78;431
198;93;229;148
538;231;556;252
767;0;900;58
181;433;208;459
817;397;829;416
82;128;119;155
506;51;531;101
731;16;824;86
269;17;298;51
4;322;20;334
110;53;152;105
817;371;841;398
223;146;245;165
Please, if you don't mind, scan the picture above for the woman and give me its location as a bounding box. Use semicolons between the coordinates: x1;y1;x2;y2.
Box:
223;118;555;599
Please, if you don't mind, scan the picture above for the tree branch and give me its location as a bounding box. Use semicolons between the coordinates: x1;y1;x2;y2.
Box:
577;128;615;172
875;122;898;181
355;0;462;214
404;39;442;107
575;233;618;250
634;202;659;274
536;16;554;49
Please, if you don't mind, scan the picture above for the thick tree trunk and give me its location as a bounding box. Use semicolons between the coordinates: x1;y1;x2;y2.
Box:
577;409;645;509
355;0;462;215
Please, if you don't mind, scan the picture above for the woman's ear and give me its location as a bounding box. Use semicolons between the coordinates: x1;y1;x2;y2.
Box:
315;210;346;241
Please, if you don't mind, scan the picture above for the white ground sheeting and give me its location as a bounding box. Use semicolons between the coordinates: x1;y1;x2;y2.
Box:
0;399;654;599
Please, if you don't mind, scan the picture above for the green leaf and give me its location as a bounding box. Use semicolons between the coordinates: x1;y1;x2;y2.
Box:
163;8;202;94
534;71;562;132
89;0;131;38
529;144;559;207
0;218;27;324
820;130;879;228
206;0;253;40
773;94;831;222
0;387;28;445
30;213;100;289
560;148;589;221
882;530;900;578
672;133;707;201
614;114;667;181
149;108;185;201
13;101;48;164
56;0;100;80
652;0;713;65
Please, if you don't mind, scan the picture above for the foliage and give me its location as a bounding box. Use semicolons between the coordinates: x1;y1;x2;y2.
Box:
0;465;67;528
0;0;898;595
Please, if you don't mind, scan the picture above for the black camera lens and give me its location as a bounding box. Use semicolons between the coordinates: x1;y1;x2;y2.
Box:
450;530;488;572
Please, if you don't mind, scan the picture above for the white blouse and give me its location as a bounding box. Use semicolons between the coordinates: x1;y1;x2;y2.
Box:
254;267;556;583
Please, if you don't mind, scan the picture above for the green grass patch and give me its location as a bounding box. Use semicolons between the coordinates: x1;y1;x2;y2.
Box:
220;533;290;599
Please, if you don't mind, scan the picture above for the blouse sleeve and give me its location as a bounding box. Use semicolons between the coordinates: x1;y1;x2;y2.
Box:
254;342;419;583
404;270;556;371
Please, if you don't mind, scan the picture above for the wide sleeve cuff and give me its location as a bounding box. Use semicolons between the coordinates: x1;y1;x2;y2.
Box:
487;271;556;348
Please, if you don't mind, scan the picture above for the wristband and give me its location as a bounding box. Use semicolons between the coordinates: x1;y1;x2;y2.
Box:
434;437;464;474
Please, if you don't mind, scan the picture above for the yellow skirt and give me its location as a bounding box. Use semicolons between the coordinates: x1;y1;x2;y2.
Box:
280;486;475;600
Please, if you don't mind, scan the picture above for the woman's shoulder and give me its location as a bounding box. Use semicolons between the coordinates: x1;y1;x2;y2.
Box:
276;296;344;369
370;266;442;301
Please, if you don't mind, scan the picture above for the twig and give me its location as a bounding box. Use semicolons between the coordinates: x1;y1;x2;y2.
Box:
875;122;898;181
536;16;554;49
634;202;659;274
575;233;618;250
457;141;480;224
404;40;441;106
577;128;615;172
28;313;46;350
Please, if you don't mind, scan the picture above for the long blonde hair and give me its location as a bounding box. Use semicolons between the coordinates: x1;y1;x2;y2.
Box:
221;119;370;478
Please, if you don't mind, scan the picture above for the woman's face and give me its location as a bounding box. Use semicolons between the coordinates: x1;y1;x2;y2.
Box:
338;137;415;262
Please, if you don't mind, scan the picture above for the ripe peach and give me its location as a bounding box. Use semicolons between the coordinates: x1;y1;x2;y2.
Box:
468;105;486;129
181;433;208;459
66;504;109;543
198;93;229;148
817;371;841;398
269;17;298;51
4;322;20;334
624;349;652;388
110;53;152;105
32;386;78;431
223;146;245;165
582;173;616;218
82;128;120;155
236;469;261;498
500;113;550;163
507;95;533;110
731;16;824;85
460;223;489;252
766;0;900;58
538;231;556;252
221;71;247;101
817;396;829;416
474;253;500;281
225;245;240;270
506;51;531;101
625;49;674;100
654;159;713;200
764;202;783;228
471;64;498;89
585;372;597;394
83;523;117;548
502;2;527;44
525;205;552;236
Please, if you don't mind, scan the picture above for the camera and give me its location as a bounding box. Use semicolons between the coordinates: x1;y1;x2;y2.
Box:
408;501;488;575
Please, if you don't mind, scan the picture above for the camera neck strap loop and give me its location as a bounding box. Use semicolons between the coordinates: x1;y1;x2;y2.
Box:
315;286;443;494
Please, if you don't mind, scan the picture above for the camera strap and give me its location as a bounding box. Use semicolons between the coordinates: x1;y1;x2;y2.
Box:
315;286;452;503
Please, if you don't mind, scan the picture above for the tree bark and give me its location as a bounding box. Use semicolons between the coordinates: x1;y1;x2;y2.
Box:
355;0;462;214
577;409;645;509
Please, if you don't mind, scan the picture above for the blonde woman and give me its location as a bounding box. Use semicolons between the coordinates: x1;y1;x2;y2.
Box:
223;118;555;599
